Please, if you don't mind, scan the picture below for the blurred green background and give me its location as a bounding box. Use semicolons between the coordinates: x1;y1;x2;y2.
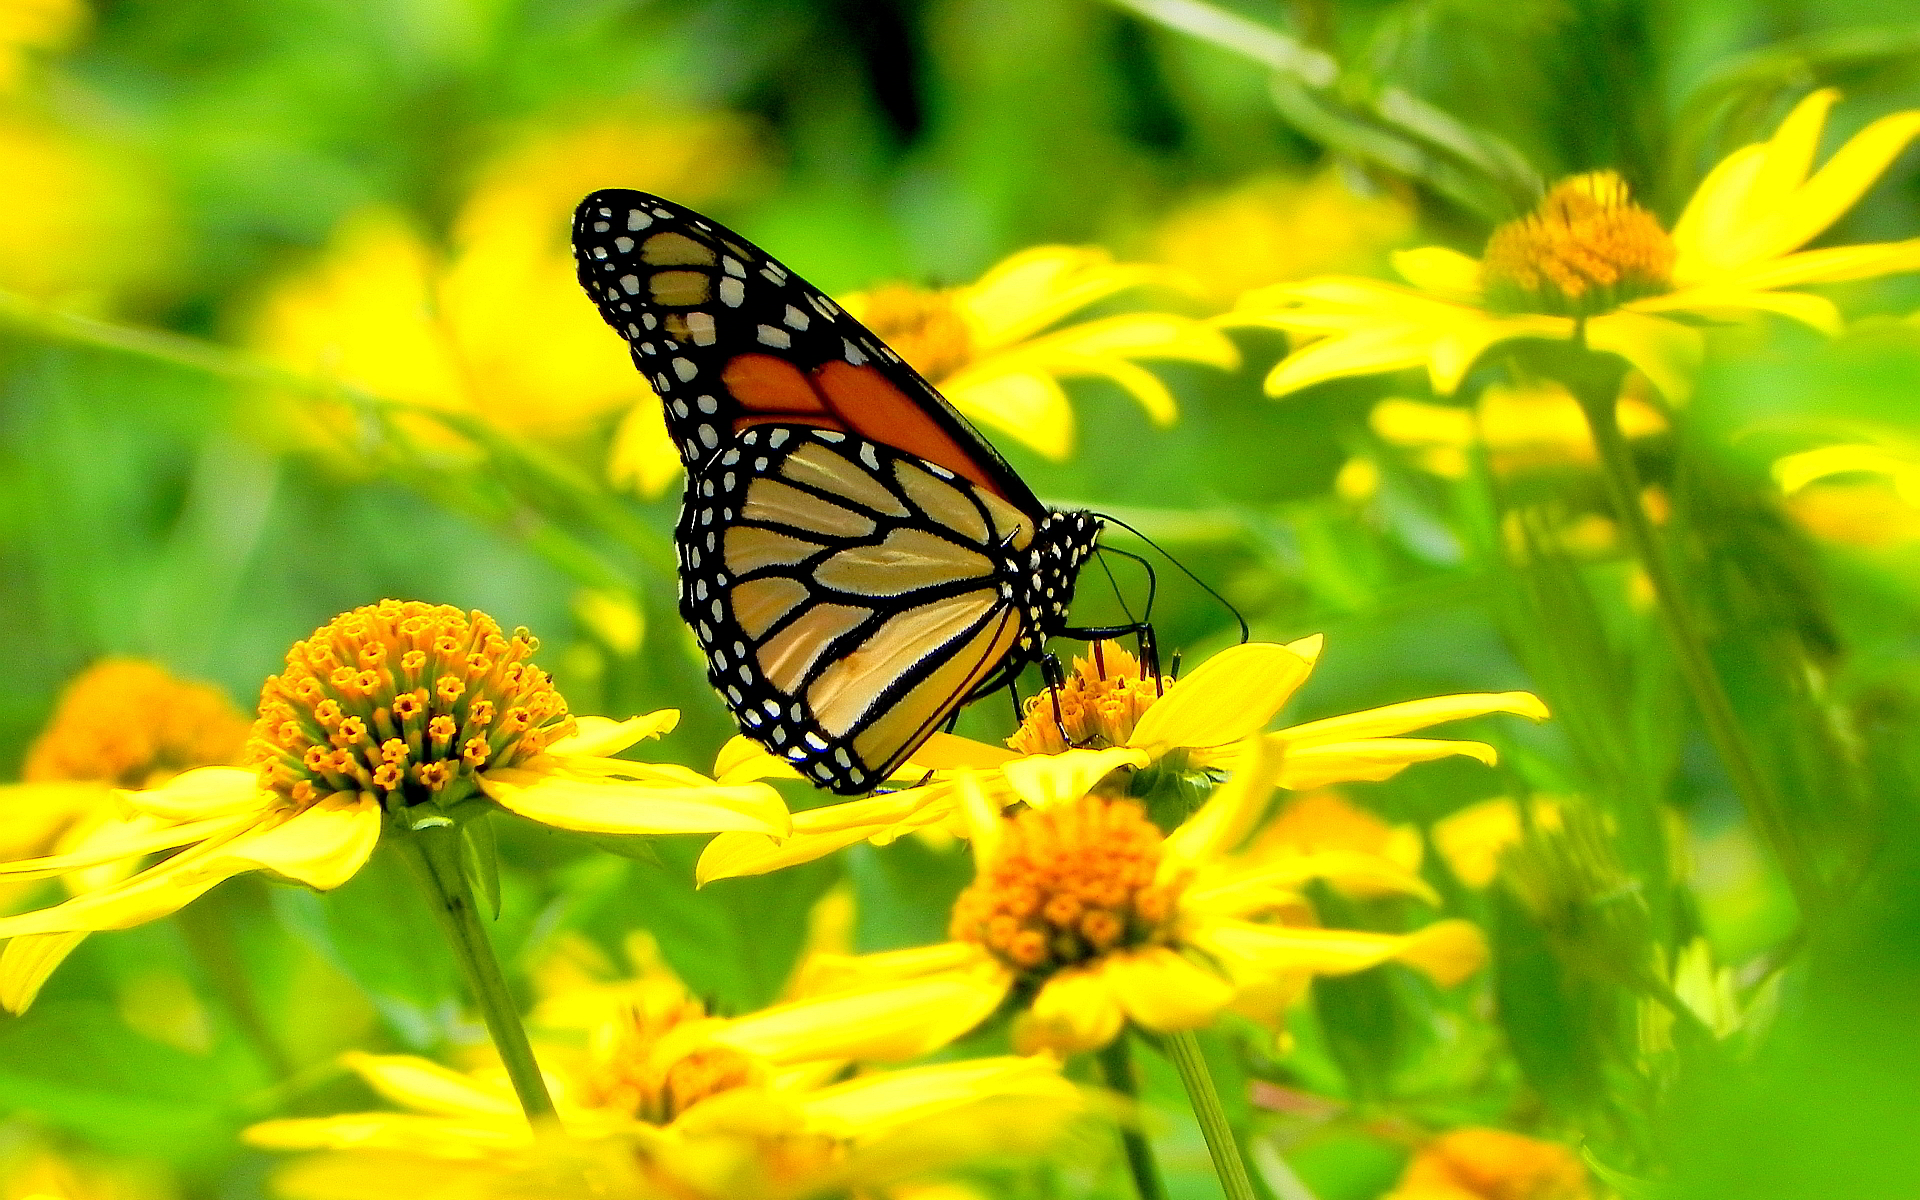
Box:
6;0;1920;1197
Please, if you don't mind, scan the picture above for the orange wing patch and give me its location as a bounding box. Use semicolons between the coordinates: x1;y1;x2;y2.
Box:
813;362;1000;495
719;355;1003;497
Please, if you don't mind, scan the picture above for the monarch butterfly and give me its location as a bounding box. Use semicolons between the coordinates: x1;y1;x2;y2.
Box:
571;190;1134;794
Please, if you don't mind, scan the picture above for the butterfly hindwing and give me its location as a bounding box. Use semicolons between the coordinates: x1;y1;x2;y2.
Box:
682;424;1093;791
571;189;1037;509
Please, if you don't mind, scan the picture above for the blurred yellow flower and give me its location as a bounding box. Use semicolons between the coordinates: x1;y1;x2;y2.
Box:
247;969;1085;1200
0;0;83;90
0;116;171;305
0;658;249;1011
1383;1127;1591;1200
1431;796;1564;889
1230;91;1920;402
1773;441;1920;547
1369;376;1667;480
0;601;788;1008
609;245;1238;495
253;114;759;450
1154;169;1415;304
0;1138;168;1200
713;745;1484;1060
699;637;1546;882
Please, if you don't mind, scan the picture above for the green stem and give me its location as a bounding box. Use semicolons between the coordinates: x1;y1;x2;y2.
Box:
1164;1030;1256;1200
390;823;556;1122
1096;1034;1169;1200
1560;340;1826;923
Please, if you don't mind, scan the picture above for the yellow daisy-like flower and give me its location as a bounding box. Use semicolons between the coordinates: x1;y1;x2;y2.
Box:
0;1138;169;1200
0;600;788;1006
0;659;250;1012
698;637;1547;882
712;742;1485;1060
1229;91;1920;403
1772;441;1920;547
254;114;759;450
1383;1127;1592;1200
610;245;1239;495
246;973;1085;1200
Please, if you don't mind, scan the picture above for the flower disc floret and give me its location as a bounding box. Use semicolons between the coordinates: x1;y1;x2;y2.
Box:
854;282;977;382
581;999;766;1126
1482;171;1675;318
1006;641;1168;757
245;600;574;809
24;659;249;787
950;794;1181;976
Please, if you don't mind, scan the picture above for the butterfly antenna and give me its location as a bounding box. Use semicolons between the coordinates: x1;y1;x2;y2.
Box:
1094;544;1157;626
1093;513;1249;644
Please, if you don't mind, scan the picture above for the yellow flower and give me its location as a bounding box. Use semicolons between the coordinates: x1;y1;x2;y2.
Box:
0;1138;169;1200
0;659;250;1012
1431;797;1565;889
1368;375;1667;481
610;246;1239;495
1383;1127;1592;1200
711;744;1485;1060
1153;169;1415;305
0;0;83;91
246;970;1085;1200
253;114;758;451
698;637;1547;882
1230;91;1920;403
0;601;788;1007
1772;441;1920;547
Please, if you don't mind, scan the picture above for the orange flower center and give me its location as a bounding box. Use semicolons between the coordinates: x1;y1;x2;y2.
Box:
581;1000;765;1126
950;794;1182;976
1006;641;1168;757
850;283;975;382
1481;171;1674;318
244;600;572;810
24;659;249;788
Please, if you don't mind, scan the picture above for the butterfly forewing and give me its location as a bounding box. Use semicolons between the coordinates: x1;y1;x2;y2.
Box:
571;189;1037;510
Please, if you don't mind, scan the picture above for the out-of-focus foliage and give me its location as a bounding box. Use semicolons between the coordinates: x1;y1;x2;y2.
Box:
4;0;1920;1197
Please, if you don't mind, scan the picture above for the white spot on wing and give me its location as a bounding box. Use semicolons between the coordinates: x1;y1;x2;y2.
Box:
756;324;792;349
719;277;745;307
619;274;640;294
614;236;634;252
627;209;651;230
784;304;810;330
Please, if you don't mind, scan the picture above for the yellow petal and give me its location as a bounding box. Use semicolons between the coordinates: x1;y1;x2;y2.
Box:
944;370;1075;460
806;1056;1080;1135
482;769;790;837
1427;314;1572;394
1430;798;1524;889
1127;642;1316;757
958;246;1171;347
1284;634;1324;665
546;711;678;758
210;794;382;890
1102;946;1235;1033
1189;919;1421;976
1277;691;1548;747
0;931;87;1013
1015;967;1126;1055
243;1112;522;1155
1371;397;1477;450
1390;246;1483;299
906;732;1018;771
345;1051;523;1117
1162;735;1285;869
1734;107;1920;266
696;825;876;884
955;772;1006;865
1276;738;1500;790
1670;143;1768;268
120;767;268;821
0;812;253;882
1001;747;1150;809
713;734;803;784
1265;322;1437;396
1393;918;1488;986
0;839;239;935
1689;239;1920;292
1580;309;1704;403
718;959;1012;1063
